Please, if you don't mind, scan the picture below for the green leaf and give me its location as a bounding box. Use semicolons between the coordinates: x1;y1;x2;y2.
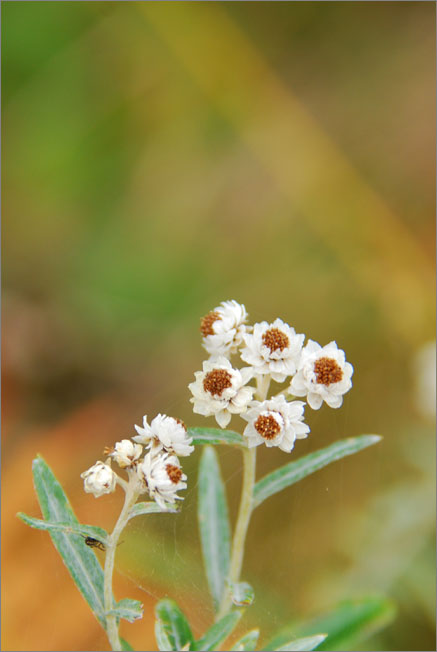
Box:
229;581;255;606
189;427;247;448
17;513;108;546
266;596;396;652
110;598;143;623
120;637;135;651
192;611;242;651
275;634;327;651
26;456;107;627
231;628;260;651
155;619;173;652
198;446;231;611
155;599;194;651
128;502;178;520
253;435;381;508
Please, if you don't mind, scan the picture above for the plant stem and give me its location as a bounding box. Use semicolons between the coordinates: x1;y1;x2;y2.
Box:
216;375;270;620
104;479;139;651
217;445;257;620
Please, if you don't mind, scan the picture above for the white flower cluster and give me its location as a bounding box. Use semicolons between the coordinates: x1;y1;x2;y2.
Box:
190;300;354;452
81;415;194;509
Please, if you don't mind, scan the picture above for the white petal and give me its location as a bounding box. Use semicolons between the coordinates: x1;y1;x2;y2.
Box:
325;394;343;409
290;375;307;395
215;410;231;428
307;392;323;410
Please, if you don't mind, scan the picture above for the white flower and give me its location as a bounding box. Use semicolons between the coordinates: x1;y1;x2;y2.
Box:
200;300;248;358
289;340;353;410
240;318;305;382
138;451;187;510
107;439;143;468
241;395;310;452
80;461;116;498
188;357;254;428
133;414;194;457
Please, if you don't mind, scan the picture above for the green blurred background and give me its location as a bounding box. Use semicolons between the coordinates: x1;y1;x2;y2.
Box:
2;2;435;651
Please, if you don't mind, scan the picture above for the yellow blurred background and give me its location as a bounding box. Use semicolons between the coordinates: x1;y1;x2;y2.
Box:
2;2;435;651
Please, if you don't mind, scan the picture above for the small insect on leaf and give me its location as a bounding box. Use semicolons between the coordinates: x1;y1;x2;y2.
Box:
83;536;106;552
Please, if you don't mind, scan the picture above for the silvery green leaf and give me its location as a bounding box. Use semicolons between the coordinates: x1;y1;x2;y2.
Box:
24;456;107;627
275;634;327;651
155;619;173;652
198;446;231;611
231;628;260;651
192;611;242;651
17;513;108;546
128;501;178;519
253;435;381;508
189;427;247;448
155;598;194;651
109;598;143;623
229;581;255;606
266;596;396;651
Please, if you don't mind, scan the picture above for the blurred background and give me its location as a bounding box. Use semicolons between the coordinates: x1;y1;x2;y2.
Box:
2;2;435;651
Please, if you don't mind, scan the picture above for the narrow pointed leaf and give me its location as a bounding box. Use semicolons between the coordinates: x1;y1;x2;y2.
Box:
253;435;381;508
275;634;327;651
155;599;194;651
198;446;231;610
189;427;247;448
266;596;396;652
231;629;260;651
229;581;255;606
155;620;173;652
120;638;135;651
110;598;143;623
17;513;108;546
27;456;107;627
297;597;396;651
128;502;178;520
192;611;242;651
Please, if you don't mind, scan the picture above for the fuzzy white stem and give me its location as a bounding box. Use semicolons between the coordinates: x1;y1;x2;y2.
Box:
216;375;271;620
103;477;140;651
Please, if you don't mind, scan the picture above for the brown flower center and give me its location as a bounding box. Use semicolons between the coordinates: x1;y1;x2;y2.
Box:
314;357;343;385
175;418;187;431
166;464;183;484
254;414;281;440
262;328;289;353
203;369;233;397
200;311;221;337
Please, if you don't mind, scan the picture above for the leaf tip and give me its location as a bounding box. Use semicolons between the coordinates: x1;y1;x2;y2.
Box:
363;434;383;445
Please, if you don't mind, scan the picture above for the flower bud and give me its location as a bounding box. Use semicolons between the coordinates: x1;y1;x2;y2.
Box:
80;461;116;498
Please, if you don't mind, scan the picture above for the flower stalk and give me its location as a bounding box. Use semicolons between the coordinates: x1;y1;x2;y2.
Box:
217;445;257;620
104;477;140;651
216;375;270;621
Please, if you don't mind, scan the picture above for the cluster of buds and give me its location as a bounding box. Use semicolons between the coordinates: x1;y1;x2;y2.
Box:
81;415;194;509
189;300;353;451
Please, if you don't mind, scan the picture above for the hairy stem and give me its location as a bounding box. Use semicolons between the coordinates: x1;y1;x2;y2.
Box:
217;446;257;620
216;375;270;620
104;479;139;651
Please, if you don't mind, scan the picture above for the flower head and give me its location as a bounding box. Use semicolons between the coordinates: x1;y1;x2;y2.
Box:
138;451;187;510
80;461;116;498
189;357;254;428
241;395;309;452
133;414;194;457
106;439;143;469
240;318;305;383
289;340;353;409
200;300;248;358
